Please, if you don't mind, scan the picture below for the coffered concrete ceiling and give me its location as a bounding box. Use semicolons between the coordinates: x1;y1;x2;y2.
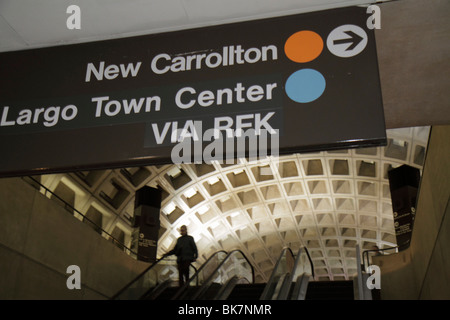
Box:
38;126;430;282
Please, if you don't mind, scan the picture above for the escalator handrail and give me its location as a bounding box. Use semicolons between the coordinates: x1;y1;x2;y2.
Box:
279;247;313;300
142;278;173;300
213;275;240;300
260;247;295;300
260;246;315;300
213;275;251;300
301;246;315;280
289;247;304;283
184;249;255;300
273;272;292;300
290;246;315;280
290;273;311;300
171;250;228;300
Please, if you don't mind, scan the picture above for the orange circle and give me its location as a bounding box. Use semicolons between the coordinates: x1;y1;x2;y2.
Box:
285;31;323;63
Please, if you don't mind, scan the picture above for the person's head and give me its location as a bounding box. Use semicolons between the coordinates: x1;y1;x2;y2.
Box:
180;225;188;236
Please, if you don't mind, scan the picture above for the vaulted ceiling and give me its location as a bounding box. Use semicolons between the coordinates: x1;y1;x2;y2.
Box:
37;126;430;282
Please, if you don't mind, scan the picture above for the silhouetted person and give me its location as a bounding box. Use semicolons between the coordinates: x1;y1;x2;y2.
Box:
164;225;198;287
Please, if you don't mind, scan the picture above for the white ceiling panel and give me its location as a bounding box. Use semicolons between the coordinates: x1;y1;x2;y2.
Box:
0;0;380;52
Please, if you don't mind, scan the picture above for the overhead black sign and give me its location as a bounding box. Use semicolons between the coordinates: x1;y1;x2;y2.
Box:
388;165;421;249
134;186;162;263
0;6;386;177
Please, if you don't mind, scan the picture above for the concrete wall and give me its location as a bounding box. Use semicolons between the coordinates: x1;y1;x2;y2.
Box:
0;177;149;299
376;0;450;129
374;125;450;299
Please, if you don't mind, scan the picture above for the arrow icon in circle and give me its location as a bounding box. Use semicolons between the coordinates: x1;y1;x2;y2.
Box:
332;30;364;51
326;25;368;58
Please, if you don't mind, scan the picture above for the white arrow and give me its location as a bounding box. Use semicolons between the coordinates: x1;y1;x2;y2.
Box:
327;24;368;58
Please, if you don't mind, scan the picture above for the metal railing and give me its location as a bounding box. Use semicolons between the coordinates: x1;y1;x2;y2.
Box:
361;245;409;272
355;243;402;300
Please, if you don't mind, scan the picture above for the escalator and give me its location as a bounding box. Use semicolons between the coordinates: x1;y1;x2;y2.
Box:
112;245;360;300
214;246;356;300
153;246;317;300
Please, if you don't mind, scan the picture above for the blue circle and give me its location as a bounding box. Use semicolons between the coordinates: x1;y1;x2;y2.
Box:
285;69;326;103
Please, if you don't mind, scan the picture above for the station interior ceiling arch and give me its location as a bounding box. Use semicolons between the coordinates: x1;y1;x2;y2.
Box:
0;0;448;282
35;126;430;282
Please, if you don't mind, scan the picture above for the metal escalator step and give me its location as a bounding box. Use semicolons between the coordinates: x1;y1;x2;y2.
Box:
227;283;267;300
305;281;354;300
152;285;202;300
153;287;180;300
